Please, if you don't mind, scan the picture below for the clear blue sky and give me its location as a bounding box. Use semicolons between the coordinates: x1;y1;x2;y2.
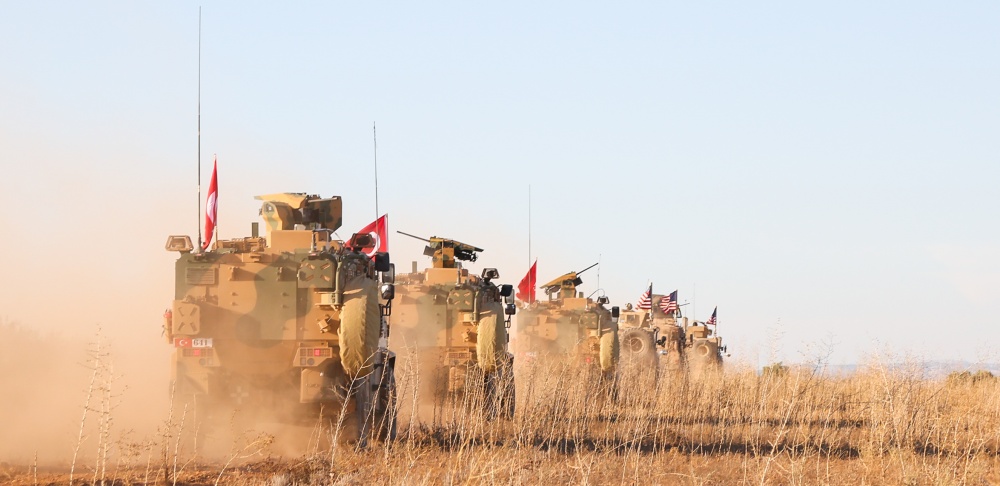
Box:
1;2;997;365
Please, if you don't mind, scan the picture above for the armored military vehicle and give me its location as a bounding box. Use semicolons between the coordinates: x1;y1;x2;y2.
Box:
684;316;725;374
163;192;397;447
617;294;683;373
617;294;725;374
515;266;620;380
391;233;517;419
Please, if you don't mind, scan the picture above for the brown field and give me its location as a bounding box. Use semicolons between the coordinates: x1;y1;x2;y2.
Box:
3;325;1000;485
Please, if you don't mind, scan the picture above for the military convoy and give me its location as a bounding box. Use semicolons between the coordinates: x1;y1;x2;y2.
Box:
390;233;517;419
162;190;726;447
164;193;397;446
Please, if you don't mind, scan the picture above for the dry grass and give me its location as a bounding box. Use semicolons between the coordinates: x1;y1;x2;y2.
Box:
5;339;1000;484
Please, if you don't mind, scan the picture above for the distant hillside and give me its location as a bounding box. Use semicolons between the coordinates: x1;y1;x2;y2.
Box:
788;361;1000;378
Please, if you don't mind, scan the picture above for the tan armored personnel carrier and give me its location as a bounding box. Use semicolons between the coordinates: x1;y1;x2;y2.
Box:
391;233;517;419
515;266;620;380
163;192;397;447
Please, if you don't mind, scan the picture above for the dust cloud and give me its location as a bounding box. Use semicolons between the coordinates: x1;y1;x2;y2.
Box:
0;318;171;467
0;191;184;467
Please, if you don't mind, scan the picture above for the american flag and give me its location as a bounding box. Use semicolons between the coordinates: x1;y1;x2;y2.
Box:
706;306;717;326
637;284;652;310
659;290;678;315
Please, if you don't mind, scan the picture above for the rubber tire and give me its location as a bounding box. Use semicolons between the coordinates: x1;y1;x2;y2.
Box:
339;276;381;378
476;301;507;374
599;329;620;373
621;328;658;366
500;356;515;419
372;363;398;442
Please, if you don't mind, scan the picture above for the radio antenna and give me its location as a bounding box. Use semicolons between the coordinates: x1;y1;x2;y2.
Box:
597;253;601;290
196;7;203;251
373;121;379;220
528;184;531;267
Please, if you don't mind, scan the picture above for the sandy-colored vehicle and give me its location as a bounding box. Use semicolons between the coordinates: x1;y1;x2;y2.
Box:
163;192;397;446
684;317;725;373
617;296;683;372
515;266;620;380
618;296;725;374
391;233;517;419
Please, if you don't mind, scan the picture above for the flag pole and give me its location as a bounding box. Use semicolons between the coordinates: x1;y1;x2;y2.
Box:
649;282;653;323
196;7;203;252
212;154;217;250
529;185;534;304
373;122;379;221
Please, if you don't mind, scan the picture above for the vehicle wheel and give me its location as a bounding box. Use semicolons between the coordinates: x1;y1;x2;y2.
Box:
339;276;381;378
621;328;657;368
333;378;372;448
599;329;620;373
476;301;506;374
500;357;515;419
483;355;516;420
371;361;398;442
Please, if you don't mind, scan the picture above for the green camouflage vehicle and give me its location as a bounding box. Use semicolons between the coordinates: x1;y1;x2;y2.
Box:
163;192;397;447
391;233;517;420
515;267;620;380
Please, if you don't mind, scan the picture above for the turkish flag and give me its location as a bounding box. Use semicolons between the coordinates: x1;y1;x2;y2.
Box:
517;260;537;304
356;214;388;258
202;157;218;250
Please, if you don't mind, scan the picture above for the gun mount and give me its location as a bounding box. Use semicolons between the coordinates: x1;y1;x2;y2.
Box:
256;193;343;235
538;262;598;300
397;231;484;269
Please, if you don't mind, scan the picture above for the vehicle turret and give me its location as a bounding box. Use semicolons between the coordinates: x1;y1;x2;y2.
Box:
256;192;343;234
538;262;598;301
397;231;483;268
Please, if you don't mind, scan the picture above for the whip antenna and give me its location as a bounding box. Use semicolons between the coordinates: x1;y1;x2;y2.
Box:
597;253;601;290
196;7;203;251
373;122;379;219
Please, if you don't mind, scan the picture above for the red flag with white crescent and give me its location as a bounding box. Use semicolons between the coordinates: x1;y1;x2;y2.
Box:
517;260;537;304
356;214;388;258
202;157;218;250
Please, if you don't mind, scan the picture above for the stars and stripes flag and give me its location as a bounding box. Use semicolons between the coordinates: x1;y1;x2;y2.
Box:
706;306;718;326
202;157;218;250
637;283;653;310
659;290;678;315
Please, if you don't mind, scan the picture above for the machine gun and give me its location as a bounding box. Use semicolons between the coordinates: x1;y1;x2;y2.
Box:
397;231;484;269
538;262;598;300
